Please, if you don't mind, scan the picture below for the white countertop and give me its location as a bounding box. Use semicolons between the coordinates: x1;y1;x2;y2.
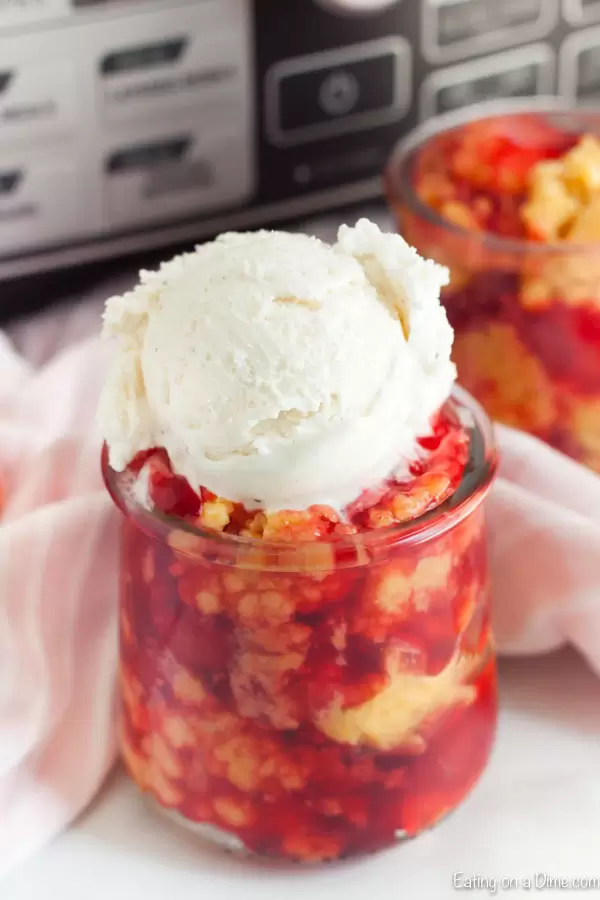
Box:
4;649;600;900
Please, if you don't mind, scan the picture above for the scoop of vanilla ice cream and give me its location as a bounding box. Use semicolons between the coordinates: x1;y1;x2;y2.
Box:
97;218;454;511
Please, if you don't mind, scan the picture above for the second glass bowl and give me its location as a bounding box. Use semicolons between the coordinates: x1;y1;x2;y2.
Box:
386;100;600;472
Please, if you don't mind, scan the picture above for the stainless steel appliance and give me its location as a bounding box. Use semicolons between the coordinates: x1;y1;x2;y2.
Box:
0;0;597;283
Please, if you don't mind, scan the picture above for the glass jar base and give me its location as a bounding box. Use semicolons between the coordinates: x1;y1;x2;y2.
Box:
142;793;464;865
147;798;252;857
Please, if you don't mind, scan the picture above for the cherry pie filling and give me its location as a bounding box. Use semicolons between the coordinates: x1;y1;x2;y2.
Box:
108;403;496;862
390;113;600;471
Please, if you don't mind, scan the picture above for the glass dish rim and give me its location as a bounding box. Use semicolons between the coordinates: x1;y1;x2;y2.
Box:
101;384;497;560
385;96;600;257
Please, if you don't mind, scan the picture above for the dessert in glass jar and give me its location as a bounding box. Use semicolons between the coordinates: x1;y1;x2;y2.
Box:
98;220;498;863
386;100;600;472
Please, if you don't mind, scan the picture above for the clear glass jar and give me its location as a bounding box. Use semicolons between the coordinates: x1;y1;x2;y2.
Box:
102;387;498;863
386;100;600;472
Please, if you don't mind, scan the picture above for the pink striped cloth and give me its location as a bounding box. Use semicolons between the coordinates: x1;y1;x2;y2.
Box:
0;331;118;873
1;294;600;875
